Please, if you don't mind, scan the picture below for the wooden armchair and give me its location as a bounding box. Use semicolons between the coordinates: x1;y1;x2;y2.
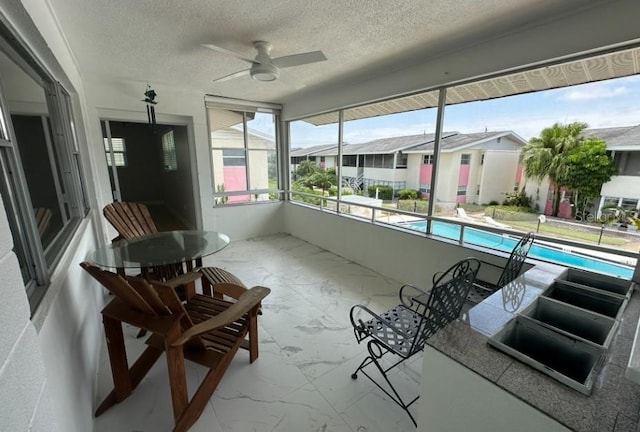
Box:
34;207;52;238
81;262;270;432
103;201;158;241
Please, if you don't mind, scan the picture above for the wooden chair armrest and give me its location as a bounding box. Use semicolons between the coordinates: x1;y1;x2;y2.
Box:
171;286;271;346
163;271;203;289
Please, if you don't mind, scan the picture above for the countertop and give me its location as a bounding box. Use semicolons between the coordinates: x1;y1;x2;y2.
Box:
427;261;640;432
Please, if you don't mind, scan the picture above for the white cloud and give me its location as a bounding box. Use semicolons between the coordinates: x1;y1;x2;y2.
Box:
558;84;628;102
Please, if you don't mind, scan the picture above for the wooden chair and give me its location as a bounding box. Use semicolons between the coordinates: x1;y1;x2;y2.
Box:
103;201;158;241
81;262;270;432
34;207;52;238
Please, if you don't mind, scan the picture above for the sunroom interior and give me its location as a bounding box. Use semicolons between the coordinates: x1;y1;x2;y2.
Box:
2;1;640;431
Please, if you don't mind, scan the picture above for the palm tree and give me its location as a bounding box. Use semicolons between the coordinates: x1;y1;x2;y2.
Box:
521;122;587;216
311;168;337;195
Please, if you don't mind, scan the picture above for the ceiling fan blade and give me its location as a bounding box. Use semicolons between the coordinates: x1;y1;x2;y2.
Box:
277;69;307;90
212;69;251;83
201;44;257;64
272;51;327;68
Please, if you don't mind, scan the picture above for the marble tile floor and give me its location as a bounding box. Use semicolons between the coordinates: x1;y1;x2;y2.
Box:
93;234;424;432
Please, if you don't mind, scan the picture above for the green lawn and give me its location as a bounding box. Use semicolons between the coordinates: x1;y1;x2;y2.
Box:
505;220;628;246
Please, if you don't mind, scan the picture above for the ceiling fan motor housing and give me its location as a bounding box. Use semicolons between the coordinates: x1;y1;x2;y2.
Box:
251;62;280;81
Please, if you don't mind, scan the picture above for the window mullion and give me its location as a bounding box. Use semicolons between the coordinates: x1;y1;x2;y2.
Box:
242;112;250;192
41;116;68;224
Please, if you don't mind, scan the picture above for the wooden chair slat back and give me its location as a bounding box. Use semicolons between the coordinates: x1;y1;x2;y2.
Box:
104;202;158;240
81;262;159;316
152;281;205;350
34;208;52;237
125;276;171;315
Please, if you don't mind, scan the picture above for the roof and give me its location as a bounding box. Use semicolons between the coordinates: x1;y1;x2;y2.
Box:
405;131;527;153
291;130;527;158
290;143;338;157
341;133;443;155
583;125;640;151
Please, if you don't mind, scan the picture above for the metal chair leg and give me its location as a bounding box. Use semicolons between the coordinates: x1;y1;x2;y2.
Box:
351;340;419;426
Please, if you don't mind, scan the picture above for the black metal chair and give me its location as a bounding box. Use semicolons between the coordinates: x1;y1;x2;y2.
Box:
466;232;535;303
349;258;481;426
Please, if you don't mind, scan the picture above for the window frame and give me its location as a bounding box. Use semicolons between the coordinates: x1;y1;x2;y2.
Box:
104;137;127;167
207;99;282;205
161;130;177;171
0;31;87;313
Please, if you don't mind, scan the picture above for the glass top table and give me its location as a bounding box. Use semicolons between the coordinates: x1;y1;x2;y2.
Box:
88;230;230;269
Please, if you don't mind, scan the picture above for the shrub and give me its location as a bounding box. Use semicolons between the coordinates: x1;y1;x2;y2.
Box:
367;185;393;200
502;190;533;209
397;189;420;200
398;199;429;213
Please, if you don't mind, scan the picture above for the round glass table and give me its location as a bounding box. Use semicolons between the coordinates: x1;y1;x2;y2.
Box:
89;230;230;269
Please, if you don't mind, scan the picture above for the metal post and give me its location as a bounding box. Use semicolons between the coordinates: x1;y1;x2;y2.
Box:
426;87;447;234
598;224;605;245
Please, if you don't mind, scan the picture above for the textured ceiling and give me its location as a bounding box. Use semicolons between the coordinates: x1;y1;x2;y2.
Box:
47;0;590;104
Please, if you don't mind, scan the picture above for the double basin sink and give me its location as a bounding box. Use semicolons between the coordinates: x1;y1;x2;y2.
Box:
488;268;633;395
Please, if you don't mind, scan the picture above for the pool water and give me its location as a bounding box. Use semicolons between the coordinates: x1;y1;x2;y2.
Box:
404;220;634;279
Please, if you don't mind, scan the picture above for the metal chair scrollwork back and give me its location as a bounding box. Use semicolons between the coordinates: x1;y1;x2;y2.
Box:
467;232;534;303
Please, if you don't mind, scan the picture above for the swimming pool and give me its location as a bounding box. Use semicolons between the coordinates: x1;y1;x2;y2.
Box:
403;220;634;279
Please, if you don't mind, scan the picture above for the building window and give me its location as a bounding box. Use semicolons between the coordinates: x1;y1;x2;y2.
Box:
209;106;280;204
222;149;246;166
396;153;408;168
162;130;177;171
422;154;433;164
104;137;126;166
342;155;357;166
562;190;574;202
364;154;394;168
621;198;638;210
513;182;520;192
419;183;431;193
0;37;87;312
548;188;555;201
460;154;471;165
457;185;467;196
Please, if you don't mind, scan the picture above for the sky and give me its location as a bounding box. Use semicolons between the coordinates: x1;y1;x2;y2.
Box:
288;74;640;148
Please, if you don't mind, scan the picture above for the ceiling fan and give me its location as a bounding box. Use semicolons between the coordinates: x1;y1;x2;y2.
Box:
203;41;327;85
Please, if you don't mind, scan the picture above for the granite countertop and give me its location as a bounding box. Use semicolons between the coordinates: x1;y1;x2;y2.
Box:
427;261;640;432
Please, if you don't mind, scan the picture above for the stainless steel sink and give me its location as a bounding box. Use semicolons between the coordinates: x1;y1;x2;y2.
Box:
488;316;605;395
521;296;617;347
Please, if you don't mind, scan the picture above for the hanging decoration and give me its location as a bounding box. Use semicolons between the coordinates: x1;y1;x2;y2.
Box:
142;83;158;131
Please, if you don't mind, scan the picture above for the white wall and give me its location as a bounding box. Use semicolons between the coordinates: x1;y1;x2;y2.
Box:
284;202;508;287
601;175;640;200
0;193;58;432
405;154;422;190
0;3;109;432
210;202;285;242
418;347;570;432
479;151;519;204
